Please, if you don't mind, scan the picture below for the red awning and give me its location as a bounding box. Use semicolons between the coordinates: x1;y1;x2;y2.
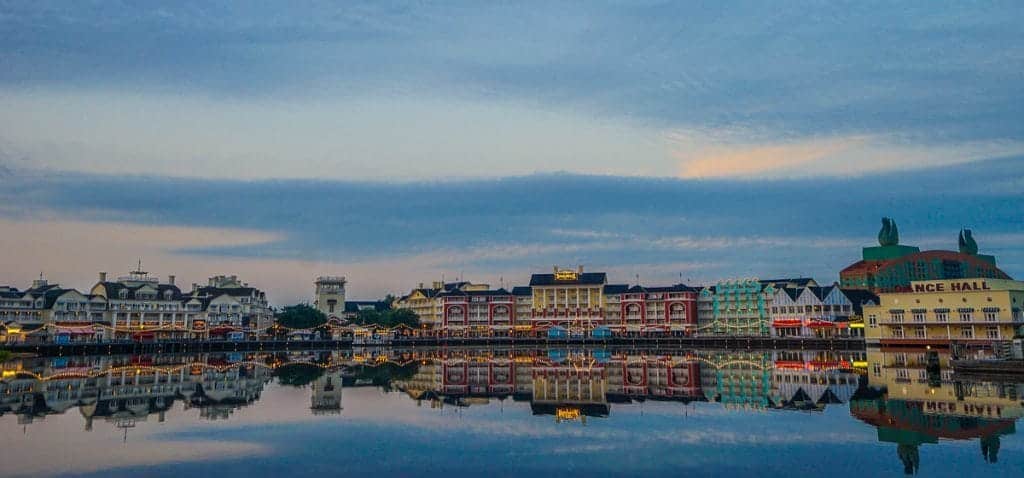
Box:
806;320;835;328
772;319;802;327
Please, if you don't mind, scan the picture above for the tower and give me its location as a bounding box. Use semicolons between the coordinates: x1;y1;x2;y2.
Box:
314;276;347;318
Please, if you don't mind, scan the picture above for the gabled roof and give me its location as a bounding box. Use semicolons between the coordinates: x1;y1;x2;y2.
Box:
807;285;835;301
530;272;607;286
840;289;880;315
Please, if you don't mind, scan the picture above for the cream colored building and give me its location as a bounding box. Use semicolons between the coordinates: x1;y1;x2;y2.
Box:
313;276;346;319
863;278;1024;347
393;281;490;330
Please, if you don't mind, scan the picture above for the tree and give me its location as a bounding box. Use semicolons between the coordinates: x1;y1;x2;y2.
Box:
355;308;419;328
275;304;327;329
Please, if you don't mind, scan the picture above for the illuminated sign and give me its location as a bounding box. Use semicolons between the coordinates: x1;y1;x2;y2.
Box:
554;270;579;281
910;280;992;293
556;407;581;421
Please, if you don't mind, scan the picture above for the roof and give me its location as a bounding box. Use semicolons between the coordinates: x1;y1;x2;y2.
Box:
629;284;698;294
840;289;880;315
760;278;817;288
512;286;532;296
193;286;259;298
840;250;1011;279
96;281;186;300
602;284;630;294
530;272;607;286
807;285;836;301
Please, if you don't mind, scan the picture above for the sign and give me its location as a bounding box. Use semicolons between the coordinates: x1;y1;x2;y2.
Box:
910;280;992;293
554;269;578;281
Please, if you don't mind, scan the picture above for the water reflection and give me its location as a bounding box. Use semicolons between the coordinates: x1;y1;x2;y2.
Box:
852;348;1022;473
1;347;1022;476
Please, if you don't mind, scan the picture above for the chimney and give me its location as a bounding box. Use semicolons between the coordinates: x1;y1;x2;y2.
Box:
553;265;559;274
192;283;199;292
168;275;175;285
98;271;107;282
577;265;584;274
419;282;424;289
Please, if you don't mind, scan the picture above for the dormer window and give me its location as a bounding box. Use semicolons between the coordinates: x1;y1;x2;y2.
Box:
164;290;173;300
119;290;128;299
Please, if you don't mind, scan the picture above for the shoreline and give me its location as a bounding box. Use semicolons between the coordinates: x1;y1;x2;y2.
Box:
4;336;866;356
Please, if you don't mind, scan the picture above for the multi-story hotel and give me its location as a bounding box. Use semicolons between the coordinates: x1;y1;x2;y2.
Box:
528;266;608;334
2;268;273;343
606;284;698;336
91;269;190;341
863;278;1024;348
393;280;492;331
697;279;776;336
840;219;1010;293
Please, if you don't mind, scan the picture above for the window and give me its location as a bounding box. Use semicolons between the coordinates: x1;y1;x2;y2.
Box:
914;326;927;339
959;310;973;322
960;327;973;339
912;311;926;323
868;314;877;327
935;309;949;322
890;311;904;323
986;326;1000;339
984;309;998;322
891;326;904;338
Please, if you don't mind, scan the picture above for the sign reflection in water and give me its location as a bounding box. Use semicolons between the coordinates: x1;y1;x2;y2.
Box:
0;347;1021;476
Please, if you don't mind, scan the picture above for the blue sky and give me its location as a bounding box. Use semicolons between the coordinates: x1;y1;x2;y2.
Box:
1;2;1023;302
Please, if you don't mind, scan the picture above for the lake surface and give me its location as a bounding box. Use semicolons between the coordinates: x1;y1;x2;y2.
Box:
1;347;1021;477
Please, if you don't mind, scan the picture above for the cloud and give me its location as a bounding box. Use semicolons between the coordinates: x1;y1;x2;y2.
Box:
1;157;1023;301
1;3;1023;180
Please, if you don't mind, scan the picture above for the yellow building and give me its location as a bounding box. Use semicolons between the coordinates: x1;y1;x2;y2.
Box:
864;279;1024;347
394;281;490;331
529;266;607;333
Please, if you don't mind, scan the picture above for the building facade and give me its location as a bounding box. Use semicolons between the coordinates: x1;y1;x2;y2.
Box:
841;219;1010;293
529;266;607;335
863;278;1024;347
313;276;347;319
697;279;775;336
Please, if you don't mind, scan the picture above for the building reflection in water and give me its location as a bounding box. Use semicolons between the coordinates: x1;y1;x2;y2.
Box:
850;347;1022;474
1;346;1022;474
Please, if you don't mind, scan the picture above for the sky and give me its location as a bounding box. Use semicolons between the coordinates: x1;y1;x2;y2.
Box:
1;2;1023;303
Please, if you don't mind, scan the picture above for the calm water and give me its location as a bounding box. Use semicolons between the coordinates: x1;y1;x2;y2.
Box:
1;347;1021;477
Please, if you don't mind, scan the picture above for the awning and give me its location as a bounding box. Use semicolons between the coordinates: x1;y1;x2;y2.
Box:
772;319;802;327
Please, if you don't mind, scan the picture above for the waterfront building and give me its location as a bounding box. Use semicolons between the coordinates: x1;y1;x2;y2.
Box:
768;283;873;338
186;275;274;338
393;280;491;332
0;278;80;342
437;287;516;337
607;284;698;336
313;276;347;320
840;218;1011;293
90;269;189;341
862;278;1024;348
512;286;533;336
529;266;607;335
697;279;775;336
